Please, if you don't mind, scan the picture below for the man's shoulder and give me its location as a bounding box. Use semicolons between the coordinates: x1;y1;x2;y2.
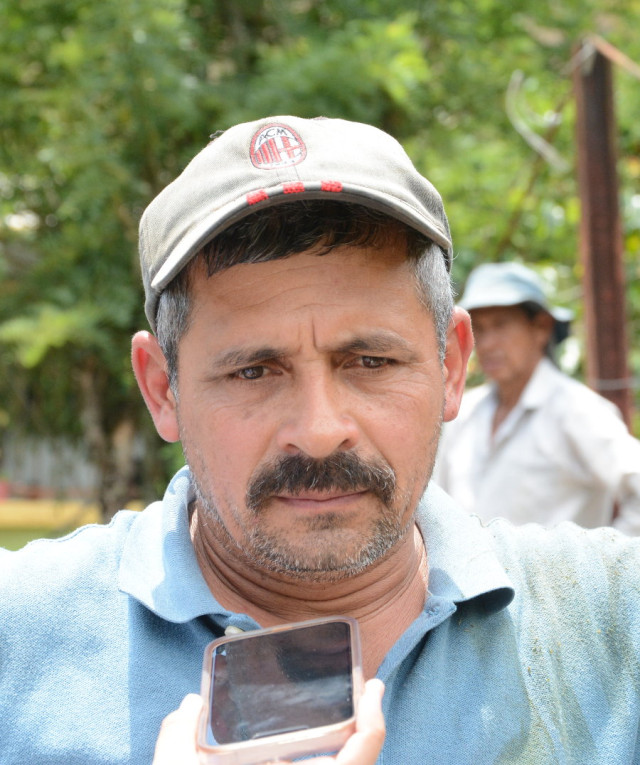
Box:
488;515;639;560
0;510;140;612
0;506;176;765
421;486;640;633
1;508;139;563
540;364;623;418
487;518;640;609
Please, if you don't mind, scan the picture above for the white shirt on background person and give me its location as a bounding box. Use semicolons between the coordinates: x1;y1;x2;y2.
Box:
434;357;640;534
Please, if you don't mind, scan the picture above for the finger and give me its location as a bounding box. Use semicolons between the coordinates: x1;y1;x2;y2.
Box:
153;694;203;765
334;678;385;764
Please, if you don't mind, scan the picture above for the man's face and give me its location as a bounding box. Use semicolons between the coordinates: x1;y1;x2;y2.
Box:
470;305;551;389
170;242;459;579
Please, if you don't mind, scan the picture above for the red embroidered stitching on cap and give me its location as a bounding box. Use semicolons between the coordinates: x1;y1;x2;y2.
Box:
246;190;269;205
250;124;307;169
282;182;305;194
321;181;343;192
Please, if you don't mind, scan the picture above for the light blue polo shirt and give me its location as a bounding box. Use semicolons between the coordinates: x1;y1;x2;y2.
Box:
1;467;639;763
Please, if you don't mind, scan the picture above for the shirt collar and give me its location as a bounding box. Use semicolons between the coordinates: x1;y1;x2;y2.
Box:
417;481;514;613
119;467;514;623
118;466;229;623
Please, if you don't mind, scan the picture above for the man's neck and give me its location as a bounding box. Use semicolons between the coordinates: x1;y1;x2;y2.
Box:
190;513;429;679
492;363;540;434
492;384;524;434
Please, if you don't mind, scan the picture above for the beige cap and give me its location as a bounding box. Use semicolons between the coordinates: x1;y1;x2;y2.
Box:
139;115;453;331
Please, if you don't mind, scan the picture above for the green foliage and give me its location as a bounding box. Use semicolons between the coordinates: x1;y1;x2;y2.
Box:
0;528;57;551
0;303;104;367
217;14;431;126
2;0;640;512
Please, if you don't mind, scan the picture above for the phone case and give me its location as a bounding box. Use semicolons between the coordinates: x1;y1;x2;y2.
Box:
197;616;363;765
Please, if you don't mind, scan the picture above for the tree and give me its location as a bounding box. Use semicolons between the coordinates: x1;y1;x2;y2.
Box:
0;0;208;516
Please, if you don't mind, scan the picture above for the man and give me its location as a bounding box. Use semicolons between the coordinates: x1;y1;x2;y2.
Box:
1;117;639;764
434;261;640;533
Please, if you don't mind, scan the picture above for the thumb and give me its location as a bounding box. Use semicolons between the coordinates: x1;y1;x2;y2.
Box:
153;694;203;765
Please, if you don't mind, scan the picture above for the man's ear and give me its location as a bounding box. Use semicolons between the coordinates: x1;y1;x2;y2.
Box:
131;331;180;443
442;307;474;422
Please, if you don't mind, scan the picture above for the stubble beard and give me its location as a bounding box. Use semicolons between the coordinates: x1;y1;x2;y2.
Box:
245;505;411;580
186;445;438;582
195;482;411;581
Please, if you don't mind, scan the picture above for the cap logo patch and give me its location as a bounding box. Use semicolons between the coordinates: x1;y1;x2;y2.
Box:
250;123;307;169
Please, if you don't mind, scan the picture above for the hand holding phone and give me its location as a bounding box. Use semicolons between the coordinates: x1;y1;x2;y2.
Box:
197;617;365;764
152;679;385;765
154;617;385;765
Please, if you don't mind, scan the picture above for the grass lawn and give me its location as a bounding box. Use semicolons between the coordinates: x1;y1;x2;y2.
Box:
0;527;61;551
0;499;142;551
0;499;103;551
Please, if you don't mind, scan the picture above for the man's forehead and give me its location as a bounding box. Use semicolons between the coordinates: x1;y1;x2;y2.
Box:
182;250;435;353
192;240;414;294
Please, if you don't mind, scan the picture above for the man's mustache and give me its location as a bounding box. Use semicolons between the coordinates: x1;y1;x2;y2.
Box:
246;452;396;512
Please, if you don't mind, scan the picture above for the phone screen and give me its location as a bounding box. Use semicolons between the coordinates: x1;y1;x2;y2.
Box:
206;620;355;745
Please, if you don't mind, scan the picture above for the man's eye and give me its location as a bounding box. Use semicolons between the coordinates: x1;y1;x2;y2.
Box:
236;366;265;380
361;356;389;369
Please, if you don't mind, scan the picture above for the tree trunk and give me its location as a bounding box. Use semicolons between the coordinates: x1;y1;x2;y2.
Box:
78;366;137;522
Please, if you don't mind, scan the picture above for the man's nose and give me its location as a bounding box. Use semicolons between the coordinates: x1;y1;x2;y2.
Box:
275;372;360;459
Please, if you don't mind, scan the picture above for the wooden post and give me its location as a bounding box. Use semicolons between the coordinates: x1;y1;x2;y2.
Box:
573;40;633;428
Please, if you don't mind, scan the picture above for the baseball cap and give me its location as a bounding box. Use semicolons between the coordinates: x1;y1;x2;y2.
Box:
139;115;453;331
458;262;573;342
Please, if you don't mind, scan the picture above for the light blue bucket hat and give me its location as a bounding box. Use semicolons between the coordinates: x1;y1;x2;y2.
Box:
459;262;574;343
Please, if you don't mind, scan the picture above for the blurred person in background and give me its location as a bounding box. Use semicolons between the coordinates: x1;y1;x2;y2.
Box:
434;261;640;534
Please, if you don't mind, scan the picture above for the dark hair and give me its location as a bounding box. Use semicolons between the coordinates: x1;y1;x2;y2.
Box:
517;301;558;361
155;200;453;388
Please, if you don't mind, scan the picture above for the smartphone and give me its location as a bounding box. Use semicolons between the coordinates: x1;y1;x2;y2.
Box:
197;616;363;764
